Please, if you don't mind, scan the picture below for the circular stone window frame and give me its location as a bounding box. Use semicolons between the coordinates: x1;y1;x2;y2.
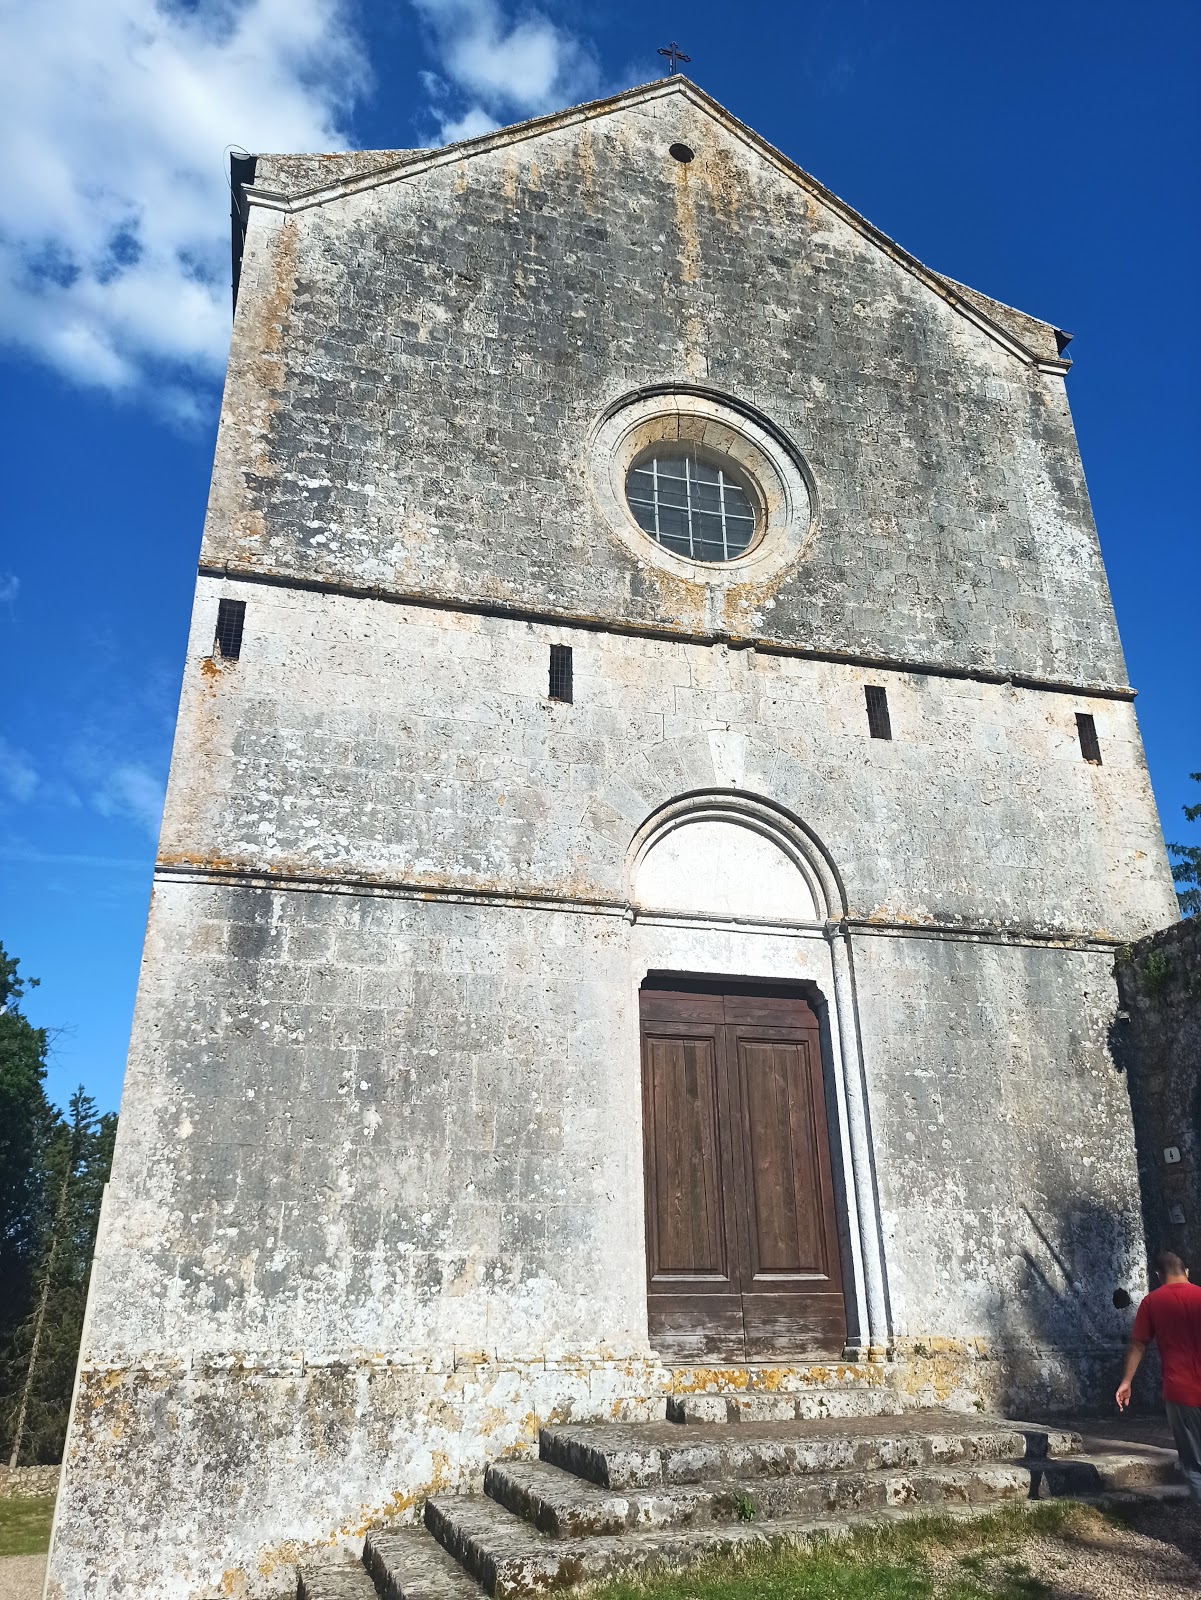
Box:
590;386;817;588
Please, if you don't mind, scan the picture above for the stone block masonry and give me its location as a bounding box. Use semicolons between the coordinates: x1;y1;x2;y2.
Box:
46;77;1179;1599
1115;917;1201;1274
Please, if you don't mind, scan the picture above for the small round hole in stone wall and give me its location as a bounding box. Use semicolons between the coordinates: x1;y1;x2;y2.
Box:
1113;1287;1132;1309
669;143;695;163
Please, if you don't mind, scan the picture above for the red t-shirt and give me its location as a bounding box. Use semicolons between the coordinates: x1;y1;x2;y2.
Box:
1132;1280;1201;1406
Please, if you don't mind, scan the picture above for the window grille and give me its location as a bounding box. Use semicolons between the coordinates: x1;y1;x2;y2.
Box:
1076;712;1102;764
215;598;246;660
549;644;573;703
865;685;892;740
625;449;756;563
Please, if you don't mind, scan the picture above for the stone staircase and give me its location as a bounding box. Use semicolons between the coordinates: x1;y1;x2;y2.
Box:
298;1399;1186;1599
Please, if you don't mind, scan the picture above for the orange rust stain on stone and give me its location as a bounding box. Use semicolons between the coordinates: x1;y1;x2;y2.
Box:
640;563;708;634
577;125;597;210
683;314;707;383
667;1362;889;1396
157;850;255;876
672;160;700;287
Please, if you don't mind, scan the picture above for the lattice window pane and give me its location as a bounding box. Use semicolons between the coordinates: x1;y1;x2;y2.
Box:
624;450;757;562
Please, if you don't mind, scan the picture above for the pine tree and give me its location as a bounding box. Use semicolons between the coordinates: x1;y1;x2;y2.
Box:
0;946;117;1465
1168;772;1201;917
0;946;57;1368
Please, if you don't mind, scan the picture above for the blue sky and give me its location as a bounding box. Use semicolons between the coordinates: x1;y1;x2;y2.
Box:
2;0;1198;1114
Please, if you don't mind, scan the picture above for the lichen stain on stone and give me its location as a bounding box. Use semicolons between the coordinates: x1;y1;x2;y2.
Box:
697;143;746;226
241;218;299;482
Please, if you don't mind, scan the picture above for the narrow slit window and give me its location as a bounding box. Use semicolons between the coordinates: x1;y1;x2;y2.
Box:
1076;712;1102;765
215;598;246;660
549;644;573;703
865;685;892;740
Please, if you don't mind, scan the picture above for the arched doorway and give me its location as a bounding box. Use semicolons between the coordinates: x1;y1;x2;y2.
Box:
629;797;851;1361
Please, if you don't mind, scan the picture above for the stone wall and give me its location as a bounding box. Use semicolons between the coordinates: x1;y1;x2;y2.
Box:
1115;917;1201;1275
0;1464;60;1499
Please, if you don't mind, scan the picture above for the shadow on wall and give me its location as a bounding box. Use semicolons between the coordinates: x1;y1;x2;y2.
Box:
991;1193;1160;1416
968;929;1198;1417
1112;920;1201;1298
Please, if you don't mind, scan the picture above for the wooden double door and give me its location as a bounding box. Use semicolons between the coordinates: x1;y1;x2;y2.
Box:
640;984;847;1361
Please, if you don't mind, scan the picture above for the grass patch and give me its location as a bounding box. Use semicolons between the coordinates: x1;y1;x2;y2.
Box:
0;1495;56;1558
588;1503;1092;1600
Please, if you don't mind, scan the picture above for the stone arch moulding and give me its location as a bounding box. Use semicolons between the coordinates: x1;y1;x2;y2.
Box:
626;789;847;925
624;790;891;1359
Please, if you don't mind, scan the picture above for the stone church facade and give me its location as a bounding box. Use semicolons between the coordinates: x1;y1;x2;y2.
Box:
48;79;1176;1598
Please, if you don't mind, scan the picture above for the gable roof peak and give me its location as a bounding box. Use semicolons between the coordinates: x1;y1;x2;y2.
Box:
237;77;1071;373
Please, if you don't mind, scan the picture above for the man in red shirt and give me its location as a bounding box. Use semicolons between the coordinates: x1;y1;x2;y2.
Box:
1117;1249;1201;1503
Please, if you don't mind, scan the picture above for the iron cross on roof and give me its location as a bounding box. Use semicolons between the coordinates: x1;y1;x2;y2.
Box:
657;42;691;74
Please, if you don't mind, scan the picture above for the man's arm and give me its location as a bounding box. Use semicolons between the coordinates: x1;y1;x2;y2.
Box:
1116;1340;1147;1410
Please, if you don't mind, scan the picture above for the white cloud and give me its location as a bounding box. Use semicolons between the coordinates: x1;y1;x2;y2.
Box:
0;843;147;872
0;0;367;403
413;0;599;141
91;763;167;839
0;575;19;604
0;737;38;804
441;107;502;142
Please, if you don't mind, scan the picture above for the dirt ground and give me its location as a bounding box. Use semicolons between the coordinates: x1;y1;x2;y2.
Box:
924;1499;1200;1600
0;1554;46;1600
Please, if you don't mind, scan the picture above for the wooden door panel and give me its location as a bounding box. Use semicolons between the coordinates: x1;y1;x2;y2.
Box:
644;1033;727;1278
640;984;847;1362
722;993;814;1029
741;1294;849;1361
738;1039;825;1278
640;989;725;1027
645;1298;748;1364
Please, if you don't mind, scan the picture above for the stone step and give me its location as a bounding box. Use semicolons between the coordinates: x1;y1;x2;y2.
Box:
1030;1450;1182;1496
364;1526;485;1598
425;1490;1060;1598
1087;1481;1191;1507
538;1415;1078;1490
667;1385;903;1423
298;1564;380;1599
485;1455;1036;1535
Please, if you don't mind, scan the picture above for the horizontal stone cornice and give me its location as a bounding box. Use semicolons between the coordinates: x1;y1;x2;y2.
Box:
153;859;1126;952
196;561;1137;703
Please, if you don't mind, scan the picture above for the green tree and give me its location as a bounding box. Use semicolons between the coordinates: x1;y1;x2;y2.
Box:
1169;771;1201;917
0;945;117;1465
0;947;56;1361
4;1091;117;1465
